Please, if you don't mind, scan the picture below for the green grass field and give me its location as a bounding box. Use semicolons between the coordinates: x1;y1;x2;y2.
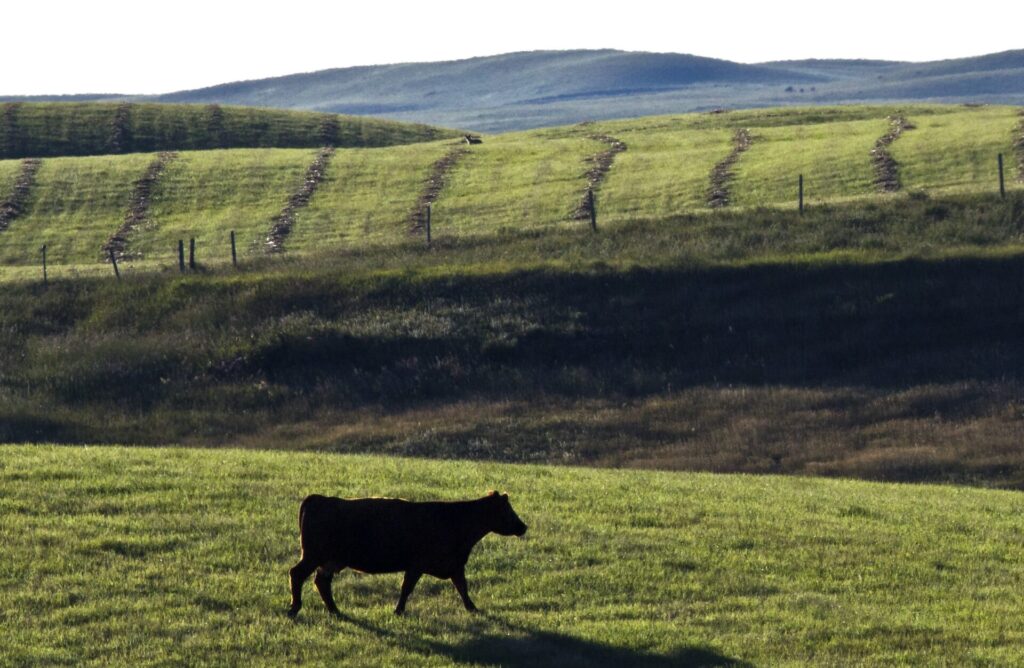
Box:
433;130;601;236
288;141;455;253
2;444;1023;666
1;104;1022;275
891;106;1021;194
0;157;21;198
0;153;154;267
591;116;733;222
134;148;318;263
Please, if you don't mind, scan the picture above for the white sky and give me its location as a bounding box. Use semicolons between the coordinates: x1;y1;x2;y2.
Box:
2;0;1020;95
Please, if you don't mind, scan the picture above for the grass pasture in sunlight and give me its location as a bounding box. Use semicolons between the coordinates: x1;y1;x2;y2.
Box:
891;106;1022;194
132;148;318;263
1;105;1022;276
2;445;1024;666
0;153;154;267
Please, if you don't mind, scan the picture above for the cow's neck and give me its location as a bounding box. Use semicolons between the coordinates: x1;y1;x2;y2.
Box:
456;498;494;547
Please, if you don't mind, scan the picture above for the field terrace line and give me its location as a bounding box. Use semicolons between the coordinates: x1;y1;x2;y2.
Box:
571;130;627;221
707;128;753;208
871;114;915;193
206;104;227;148
102;152;178;261
408;143;470;233
109;103;133;154
266;146;335;252
0;158;41;234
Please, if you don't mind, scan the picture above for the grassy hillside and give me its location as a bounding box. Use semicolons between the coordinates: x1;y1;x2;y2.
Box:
1;193;1023;484
2;445;1024;666
136;148;318;261
891;106;1021;193
127;48;1024;132
289;142;455;252
2;104;1020;276
0;153;154;266
1;104;1023;486
0;102;457;159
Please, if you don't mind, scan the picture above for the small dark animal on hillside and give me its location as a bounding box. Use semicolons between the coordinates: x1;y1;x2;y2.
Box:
463;134;483;144
288;491;527;618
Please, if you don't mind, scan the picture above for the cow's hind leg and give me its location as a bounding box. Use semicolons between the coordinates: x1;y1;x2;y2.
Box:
394;571;421;615
452;569;477;612
288;558;317;618
314;565;342;615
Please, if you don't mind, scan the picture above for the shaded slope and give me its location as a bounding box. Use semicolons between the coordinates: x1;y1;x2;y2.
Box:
0;103;457;159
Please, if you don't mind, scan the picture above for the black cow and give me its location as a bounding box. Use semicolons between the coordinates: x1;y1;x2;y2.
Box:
287;491;527;617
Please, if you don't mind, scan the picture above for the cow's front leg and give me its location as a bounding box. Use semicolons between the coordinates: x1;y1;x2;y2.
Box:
394;571;421;615
288;558;316;618
452;569;477;612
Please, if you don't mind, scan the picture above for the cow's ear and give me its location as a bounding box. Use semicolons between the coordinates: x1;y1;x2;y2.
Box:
502;493;509;499
488;490;499;497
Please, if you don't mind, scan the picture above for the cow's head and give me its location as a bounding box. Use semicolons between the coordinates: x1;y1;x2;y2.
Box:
486;491;528;536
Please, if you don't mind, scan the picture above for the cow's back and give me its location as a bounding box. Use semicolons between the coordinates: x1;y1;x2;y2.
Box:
299;495;457;574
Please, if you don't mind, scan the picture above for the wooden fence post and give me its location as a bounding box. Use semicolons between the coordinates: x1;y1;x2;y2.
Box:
108;249;120;281
230;230;237;267
41;244;47;286
589;188;597;232
189;238;196;270
799;174;804;215
426;204;432;246
178;240;185;272
998;153;1006;199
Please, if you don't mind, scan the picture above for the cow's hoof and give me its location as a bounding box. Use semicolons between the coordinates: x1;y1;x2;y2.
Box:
394;608;405;616
287;607;300;619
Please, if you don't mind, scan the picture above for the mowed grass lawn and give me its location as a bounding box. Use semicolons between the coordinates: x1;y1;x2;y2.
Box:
2;445;1024;666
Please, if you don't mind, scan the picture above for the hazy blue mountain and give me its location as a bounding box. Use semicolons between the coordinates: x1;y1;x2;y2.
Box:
5;49;1023;132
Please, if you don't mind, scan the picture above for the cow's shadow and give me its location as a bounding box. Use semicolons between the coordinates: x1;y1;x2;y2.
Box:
432;629;749;668
314;609;748;667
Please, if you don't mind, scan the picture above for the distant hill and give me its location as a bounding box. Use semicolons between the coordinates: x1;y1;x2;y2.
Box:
0;102;457;159
4;49;1024;132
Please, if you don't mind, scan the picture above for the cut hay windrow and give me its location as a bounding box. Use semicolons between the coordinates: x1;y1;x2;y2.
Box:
571;132;627;220
0;158;41;233
408;143;469;233
871;115;915;192
266;146;335;252
707;128;753;208
102;151;178;261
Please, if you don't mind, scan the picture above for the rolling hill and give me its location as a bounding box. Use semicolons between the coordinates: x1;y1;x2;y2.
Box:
1;102;1022;485
6;49;1023;132
94;49;1024;131
0;102;458;160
